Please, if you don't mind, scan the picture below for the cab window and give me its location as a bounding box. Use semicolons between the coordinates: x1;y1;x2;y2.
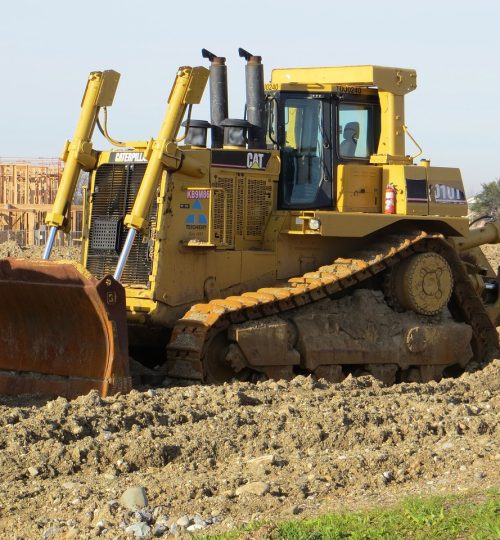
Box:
338;103;377;159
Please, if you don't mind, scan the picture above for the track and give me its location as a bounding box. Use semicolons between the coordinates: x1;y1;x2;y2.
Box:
167;231;499;382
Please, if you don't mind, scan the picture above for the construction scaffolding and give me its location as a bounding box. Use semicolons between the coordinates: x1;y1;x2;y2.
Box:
0;158;83;246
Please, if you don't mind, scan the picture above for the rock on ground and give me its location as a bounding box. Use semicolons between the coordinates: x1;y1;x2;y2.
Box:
120;486;148;510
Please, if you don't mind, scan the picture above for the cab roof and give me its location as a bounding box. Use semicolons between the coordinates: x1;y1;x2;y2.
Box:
268;65;417;95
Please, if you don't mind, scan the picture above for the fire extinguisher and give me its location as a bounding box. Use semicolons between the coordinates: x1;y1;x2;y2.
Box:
384;184;396;214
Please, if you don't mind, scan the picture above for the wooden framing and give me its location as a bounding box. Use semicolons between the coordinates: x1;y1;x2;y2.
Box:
0;159;83;246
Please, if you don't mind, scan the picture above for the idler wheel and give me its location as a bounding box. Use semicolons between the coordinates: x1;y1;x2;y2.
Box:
392;252;453;315
203;332;235;383
204;333;261;383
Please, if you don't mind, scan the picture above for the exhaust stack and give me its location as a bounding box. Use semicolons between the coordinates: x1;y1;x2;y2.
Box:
202;49;228;149
238;48;266;149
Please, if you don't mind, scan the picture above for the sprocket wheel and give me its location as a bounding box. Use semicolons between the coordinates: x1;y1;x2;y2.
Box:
389;252;453;316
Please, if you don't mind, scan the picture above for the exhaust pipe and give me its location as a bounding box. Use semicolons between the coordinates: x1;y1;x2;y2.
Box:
238;48;266;149
202;49;228;149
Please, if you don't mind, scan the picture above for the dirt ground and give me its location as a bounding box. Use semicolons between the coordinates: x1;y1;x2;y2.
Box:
480;243;500;269
0;242;498;539
0;241;79;261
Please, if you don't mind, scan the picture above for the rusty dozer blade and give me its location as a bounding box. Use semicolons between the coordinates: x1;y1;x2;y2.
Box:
0;258;131;399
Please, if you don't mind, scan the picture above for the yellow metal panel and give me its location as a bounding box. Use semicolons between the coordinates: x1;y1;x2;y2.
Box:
95;70;120;107
263;213;287;251
270;65;416;95
314;211;469;238
150;149;213;308
427;167;468;217
265;83;379;95
167;66;209;105
382;164;429;216
214;250;243;291
336;164;381;212
182;187;213;245
377;91;405;157
241;251;276;282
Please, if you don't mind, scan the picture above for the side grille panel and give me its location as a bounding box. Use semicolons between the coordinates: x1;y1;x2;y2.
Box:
212;174;235;248
211;172;273;245
236;176;244;237
245;176;273;239
86;163;157;286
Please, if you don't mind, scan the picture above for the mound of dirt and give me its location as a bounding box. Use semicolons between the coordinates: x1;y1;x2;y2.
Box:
0;240;24;258
481;244;500;269
0;361;497;538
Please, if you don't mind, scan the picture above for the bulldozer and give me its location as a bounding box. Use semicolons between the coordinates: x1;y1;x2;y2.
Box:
1;48;499;398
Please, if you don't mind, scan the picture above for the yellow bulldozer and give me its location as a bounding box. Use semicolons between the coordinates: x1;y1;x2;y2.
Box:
1;48;499;398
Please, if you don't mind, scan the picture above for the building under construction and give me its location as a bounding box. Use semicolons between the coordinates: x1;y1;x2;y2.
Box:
0;158;83;246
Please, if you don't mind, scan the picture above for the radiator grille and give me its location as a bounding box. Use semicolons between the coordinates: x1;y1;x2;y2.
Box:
86;163;157;286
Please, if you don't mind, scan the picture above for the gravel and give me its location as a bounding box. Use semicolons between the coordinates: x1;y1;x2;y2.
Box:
0;361;497;537
0;241;79;260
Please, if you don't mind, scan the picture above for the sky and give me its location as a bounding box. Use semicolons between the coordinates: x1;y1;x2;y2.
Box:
0;0;498;195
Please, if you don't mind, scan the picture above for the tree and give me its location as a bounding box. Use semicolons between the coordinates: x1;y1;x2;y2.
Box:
470;179;500;218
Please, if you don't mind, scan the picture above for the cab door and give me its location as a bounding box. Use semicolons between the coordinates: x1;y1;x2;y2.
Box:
278;94;333;210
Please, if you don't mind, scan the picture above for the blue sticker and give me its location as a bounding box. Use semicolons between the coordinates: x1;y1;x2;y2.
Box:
199;214;208;225
186;214;195;225
193;200;202;210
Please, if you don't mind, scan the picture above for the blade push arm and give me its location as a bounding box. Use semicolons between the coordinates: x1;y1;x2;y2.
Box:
114;66;209;281
449;220;500;252
43;70;120;259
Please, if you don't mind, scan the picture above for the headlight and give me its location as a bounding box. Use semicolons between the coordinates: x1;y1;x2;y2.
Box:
308;218;321;231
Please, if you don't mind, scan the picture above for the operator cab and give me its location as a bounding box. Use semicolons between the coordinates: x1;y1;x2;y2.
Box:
268;90;380;210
